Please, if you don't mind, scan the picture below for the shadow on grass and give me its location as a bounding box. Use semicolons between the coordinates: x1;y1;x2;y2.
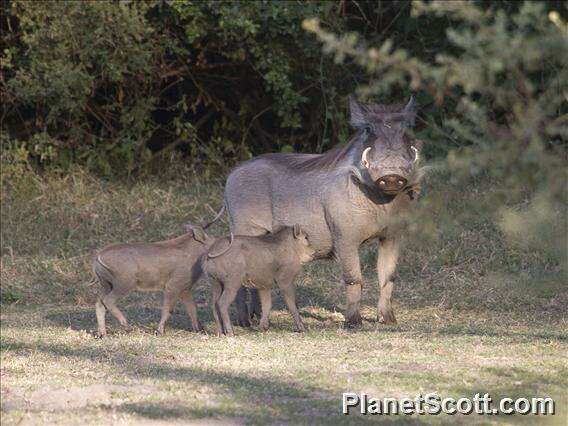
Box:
359;322;568;343
43;275;350;334
0;337;425;425
44;304;213;333
451;366;567;423
43;287;224;333
36;299;568;343
8;332;563;424
296;284;342;314
435;326;568;342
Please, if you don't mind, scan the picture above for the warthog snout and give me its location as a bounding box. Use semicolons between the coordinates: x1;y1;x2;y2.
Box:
376;174;407;193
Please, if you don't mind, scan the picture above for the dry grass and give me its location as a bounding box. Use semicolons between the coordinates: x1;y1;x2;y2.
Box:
1;168;567;425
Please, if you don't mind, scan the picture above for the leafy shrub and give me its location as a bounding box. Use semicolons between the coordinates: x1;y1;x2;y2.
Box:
2;0;565;174
2;1;166;174
2;1;468;175
2;1;350;174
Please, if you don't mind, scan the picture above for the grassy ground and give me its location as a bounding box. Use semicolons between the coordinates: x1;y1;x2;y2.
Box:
1;168;567;425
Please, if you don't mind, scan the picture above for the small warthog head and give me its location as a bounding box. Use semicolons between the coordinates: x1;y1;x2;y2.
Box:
291;224;316;263
350;95;423;194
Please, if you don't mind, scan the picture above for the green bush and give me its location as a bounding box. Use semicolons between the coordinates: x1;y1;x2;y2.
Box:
3;0;494;175
2;1;165;174
2;1;354;174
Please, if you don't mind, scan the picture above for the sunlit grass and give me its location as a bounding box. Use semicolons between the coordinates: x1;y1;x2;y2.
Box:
1;169;566;424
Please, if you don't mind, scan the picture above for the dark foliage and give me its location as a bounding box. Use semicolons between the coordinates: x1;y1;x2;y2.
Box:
5;1;564;175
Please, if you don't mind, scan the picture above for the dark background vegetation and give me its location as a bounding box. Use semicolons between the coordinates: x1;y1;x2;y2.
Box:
2;1;564;172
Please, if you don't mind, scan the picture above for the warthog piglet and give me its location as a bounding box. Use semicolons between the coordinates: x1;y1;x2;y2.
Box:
204;224;315;336
92;225;213;337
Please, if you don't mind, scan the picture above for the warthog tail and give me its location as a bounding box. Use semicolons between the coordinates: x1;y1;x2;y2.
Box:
203;204;226;229
207;233;234;258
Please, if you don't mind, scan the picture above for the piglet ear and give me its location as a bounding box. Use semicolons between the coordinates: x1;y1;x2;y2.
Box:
293;224;302;239
190;225;208;243
349;95;369;129
403;94;416;112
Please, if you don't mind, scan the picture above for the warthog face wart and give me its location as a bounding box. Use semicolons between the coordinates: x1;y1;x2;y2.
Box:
351;95;423;194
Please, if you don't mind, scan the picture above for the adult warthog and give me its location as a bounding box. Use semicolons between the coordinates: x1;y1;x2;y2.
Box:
208;95;425;328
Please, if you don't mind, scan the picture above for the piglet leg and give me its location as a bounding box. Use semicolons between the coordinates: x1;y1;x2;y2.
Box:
257;289;272;331
156;290;178;335
279;280;305;332
180;289;203;332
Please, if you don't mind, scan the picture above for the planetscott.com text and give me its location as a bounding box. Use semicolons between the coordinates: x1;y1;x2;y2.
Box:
342;393;555;416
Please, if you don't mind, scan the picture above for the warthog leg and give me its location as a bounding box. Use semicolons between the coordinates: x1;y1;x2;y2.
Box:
344;284;363;328
156;290;179;335
377;237;399;324
230;221;270;328
180;290;203;332
278;278;305;332
95;278;112;337
95;300;107;337
216;280;241;337
249;289;262;322
257;289;272;331
234;287;261;326
335;242;364;328
99;287;129;333
236;288;251;328
210;278;224;335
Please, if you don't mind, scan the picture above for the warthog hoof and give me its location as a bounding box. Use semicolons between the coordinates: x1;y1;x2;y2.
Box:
250;306;262;321
378;306;397;324
192;322;204;333
237;315;251;328
94;331;106;339
249;291;262;321
259;320;270;331
294;324;306;333
154;328;164;336
344;312;363;329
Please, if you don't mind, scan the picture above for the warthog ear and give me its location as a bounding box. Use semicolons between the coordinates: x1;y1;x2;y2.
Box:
191;226;208;243
293;224;302;239
349;95;370;129
401;94;417;127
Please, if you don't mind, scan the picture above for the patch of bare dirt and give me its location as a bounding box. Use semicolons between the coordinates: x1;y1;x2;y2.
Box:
2;383;155;412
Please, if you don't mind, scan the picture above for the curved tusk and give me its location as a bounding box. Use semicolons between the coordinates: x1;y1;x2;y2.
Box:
361;147;372;168
411;146;419;163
